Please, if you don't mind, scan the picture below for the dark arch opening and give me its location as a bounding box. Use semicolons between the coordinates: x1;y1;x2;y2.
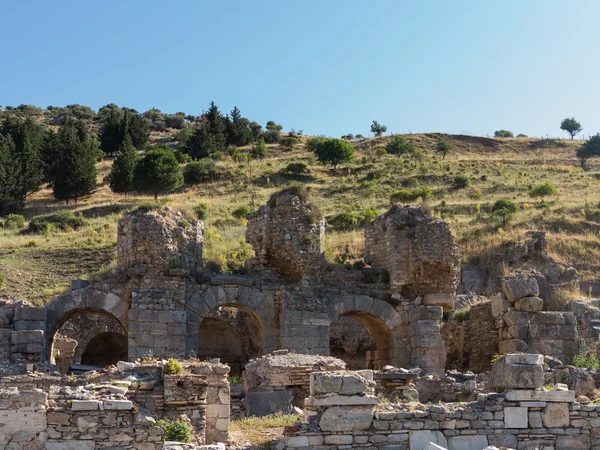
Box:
49;308;127;373
197;306;264;375
330;311;392;370
81;332;128;367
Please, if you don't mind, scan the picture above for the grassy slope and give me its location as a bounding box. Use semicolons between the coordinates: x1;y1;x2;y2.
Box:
1;133;598;305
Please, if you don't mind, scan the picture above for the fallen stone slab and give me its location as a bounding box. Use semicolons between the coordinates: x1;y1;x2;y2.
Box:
504;353;543;365
245;390;293;417
70;400;101;411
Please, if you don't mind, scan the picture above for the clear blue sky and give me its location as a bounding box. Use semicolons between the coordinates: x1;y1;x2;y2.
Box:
1;1;599;138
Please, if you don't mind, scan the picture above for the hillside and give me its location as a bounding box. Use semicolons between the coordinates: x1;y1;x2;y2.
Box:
1;132;597;305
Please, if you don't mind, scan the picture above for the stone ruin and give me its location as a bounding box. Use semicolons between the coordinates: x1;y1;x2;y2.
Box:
2;191;600;448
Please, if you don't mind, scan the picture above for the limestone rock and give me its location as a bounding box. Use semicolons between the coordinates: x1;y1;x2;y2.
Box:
423;294;455;312
318;405;374;431
543;402;570;427
489;354;543;390
410;431;448;450
491;295;510;318
503;277;539;302
504;406;528;428
515;296;543;312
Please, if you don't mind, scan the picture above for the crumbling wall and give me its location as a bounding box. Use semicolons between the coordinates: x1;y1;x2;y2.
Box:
117;206;204;274
364;204;460;297
245;191;325;281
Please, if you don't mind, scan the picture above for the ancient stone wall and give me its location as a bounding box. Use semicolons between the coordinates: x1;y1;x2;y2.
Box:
364;204;460;297
245;191;325;281
283;359;592;450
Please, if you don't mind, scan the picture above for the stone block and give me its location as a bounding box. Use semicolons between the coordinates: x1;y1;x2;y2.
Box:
488;434;517;449
423;293;455;312
286;436;308;447
543;402;570;427
504;353;543;365
409;431;448;450
529;411;543;428
425;444;447;450
103;400;133;410
503;277;539;302
11;330;43;344
117;361;135;372
505;389;575;402
46;442;95;450
70;400;101;410
448;435;488;450
47;412;70;426
323;435;353;445
245;390;293;417
515;296;543;312
14;306;45;321
555;436;591;450
319;405;374;432
409;306;443;322
503;310;530;327
305;395;379;406
504;406;528;428
491;295;511;318
11;343;44;353
310;371;371;396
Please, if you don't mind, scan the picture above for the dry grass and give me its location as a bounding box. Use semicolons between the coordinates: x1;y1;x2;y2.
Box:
230;413;300;447
1;132;600;302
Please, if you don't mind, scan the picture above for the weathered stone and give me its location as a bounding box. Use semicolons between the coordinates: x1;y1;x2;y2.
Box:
245;390;293;417
498;339;528;354
505;389;575;402
528;411;543;428
503;310;530;327
491;295;511;318
46;442;95;450
103;400;133;410
489;355;543;390
515;296;544;312
70;400;101;410
448;435;488;450
305;395;379;406
504;353;543;365
409;430;448;450
487;434;517;449
117;361;135;372
543;402;570;427
504;406;528;428
503;277;539;302
318;406;374;432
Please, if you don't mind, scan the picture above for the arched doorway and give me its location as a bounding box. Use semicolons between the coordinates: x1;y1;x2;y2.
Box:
330;311;392;369
81;332;128;366
330;316;377;369
49;309;127;373
197;306;263;375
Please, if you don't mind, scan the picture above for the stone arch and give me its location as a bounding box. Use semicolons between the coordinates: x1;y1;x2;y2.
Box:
328;296;410;369
45;288;129;352
185;284;277;359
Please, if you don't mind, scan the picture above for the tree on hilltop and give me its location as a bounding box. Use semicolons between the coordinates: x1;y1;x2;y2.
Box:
494;130;513;138
386;135;414;157
313;138;354;175
577;133;600;170
109;135;138;194
370;120;387;137
436;139;453;159
560;117;582;140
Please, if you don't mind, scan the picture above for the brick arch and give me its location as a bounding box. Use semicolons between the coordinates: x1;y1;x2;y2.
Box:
328;296;410;368
45;288;129;350
185;285;278;358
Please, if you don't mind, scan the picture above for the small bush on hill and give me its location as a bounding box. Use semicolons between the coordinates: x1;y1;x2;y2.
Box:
530;181;557;199
390;186;432;203
494;130;513;138
328;209;378;231
452;174;471;189
183;159;218;184
194;203;209;220
4;214;25;230
491;199;517;228
282;162;308;176
0;274;5;289
232;205;250;220
154;419;191;443
27;211;88;234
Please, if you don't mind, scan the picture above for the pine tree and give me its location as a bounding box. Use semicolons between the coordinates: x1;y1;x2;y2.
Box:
226;106;252;147
52;120;97;204
133;147;183;199
0;135;25;214
109;135;138;194
99;108;149;155
183;102;229;159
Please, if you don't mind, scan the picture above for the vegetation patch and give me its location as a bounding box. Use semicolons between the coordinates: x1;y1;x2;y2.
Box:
27;210;88;234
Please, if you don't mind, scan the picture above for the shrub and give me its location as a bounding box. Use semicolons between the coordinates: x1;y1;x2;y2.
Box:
174;150;192;163
154;419;191;443
529;181;557;199
0;273;5;289
268;183;311;207
390;186;432;203
491;199;517;228
452;175;471;189
328;209;377;231
183;159;218;184
4;214;25;229
572;350;600;369
385;135;414;157
232;205;250;220
494;130;513;138
194;203;208;220
164;358;183;375
468;189;483;200
27;211;88;234
452;309;468;322
283;162;308;176
280;136;298;151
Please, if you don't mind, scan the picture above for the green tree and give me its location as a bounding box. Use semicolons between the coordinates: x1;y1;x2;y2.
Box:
250;138;268;160
108;135;138;194
183;159;218;184
133;147;183;199
494;130;513;138
577;134;600;169
249;121;263;142
385;135;414;157
52;120;98;204
436;139;453;159
370;120;387;137
560;117;582;140
226;106;252;147
0;135;25;214
280;136;298;151
183;102;228;159
263;121;283;143
313;138;354;175
99;108;149;155
491;199;517;228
